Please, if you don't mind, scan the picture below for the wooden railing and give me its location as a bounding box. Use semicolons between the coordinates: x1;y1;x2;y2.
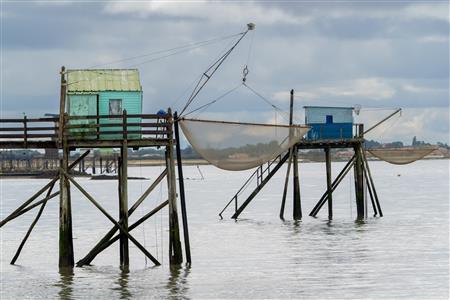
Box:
63;112;171;141
0;117;59;146
0;112;172;148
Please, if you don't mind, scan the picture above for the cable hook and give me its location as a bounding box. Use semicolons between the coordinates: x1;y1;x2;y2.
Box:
242;65;249;83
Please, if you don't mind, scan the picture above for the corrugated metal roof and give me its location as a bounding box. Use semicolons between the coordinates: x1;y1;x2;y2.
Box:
66;69;142;92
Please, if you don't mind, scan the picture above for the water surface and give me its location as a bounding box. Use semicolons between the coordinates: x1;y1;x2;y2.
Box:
1;160;449;299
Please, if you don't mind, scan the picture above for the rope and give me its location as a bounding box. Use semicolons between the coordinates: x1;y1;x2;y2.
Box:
179;30;249;116
183;83;243;118
83;32;244;69
243;83;290;122
367;112;402;142
65;32;244;87
246;29;255;67
139;159;148;266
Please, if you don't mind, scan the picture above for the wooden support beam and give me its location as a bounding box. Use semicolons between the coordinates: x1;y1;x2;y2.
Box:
166;109;183;265
232;151;290;219
360;148;383;217
78;200;169;265
0;178;57;227
0;150;89;227
119;121;129;266
325;147;333;220
309;155;355;217
76;169;167;267
174;112;191;265
62;170;160;266
279;147;293;220
354;144;365;220
59;143;74;268
3;192;59;224
363;164;378;217
292;145;302;220
10;180;56;264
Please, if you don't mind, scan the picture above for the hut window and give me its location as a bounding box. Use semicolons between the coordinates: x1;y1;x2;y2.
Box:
109;99;122;115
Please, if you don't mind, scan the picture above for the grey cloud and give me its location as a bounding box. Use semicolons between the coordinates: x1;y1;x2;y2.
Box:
2;1;449;143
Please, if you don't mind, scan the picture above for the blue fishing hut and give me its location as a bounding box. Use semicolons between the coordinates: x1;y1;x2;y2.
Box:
304;106;354;140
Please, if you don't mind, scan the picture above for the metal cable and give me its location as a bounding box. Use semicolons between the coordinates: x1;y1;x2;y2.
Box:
183;83;243;118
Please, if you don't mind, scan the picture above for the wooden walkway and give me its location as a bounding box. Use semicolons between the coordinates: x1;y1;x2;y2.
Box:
0;112;171;149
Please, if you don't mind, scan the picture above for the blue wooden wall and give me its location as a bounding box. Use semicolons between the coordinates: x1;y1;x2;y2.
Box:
305;106;354;140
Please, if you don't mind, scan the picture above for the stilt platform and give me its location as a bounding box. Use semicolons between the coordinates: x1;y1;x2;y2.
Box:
0;109;190;269
220;131;383;222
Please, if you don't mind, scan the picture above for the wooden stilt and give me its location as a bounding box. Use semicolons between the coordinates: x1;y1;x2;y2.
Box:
117;156;124;264
59;141;74;268
363;166;378;216
309;155;355;217
119;110;129;267
279;147;293;220
174;112;191;265
292;145;302;220
354;144;365;220
77;169;167;267
360;148;383;217
325;147;333;220
92;155;96;174
166;109;183;265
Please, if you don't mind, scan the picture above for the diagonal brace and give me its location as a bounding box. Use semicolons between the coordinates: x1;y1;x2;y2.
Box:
78;200;169;266
0;150;90;228
62;170;160;266
309;155;356;217
76;169;167;266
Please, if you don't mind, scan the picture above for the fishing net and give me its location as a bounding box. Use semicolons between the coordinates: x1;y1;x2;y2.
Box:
179;118;310;171
367;147;437;165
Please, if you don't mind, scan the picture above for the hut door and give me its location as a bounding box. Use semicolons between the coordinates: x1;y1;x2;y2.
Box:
68;95;98;137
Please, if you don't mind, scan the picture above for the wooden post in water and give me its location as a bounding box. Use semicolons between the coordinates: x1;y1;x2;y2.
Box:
119;110;129;267
58;67;74;268
59;114;74;268
354;142;365;220
290;89;302;220
325;146;333;220
166;108;183;265
174;112;191;265
92;155;96;174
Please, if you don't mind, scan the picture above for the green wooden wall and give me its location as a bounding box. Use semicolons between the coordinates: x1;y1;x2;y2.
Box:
99;91;142;140
68;91;143;140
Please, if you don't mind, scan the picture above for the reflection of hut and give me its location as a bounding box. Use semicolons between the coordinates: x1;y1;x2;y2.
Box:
66;69;143;139
304;106;354;140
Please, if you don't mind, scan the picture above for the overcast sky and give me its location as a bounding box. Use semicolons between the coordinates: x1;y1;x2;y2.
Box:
1;1;449;143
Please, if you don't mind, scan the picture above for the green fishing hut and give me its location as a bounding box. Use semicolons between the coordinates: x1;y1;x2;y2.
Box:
66;69;143;139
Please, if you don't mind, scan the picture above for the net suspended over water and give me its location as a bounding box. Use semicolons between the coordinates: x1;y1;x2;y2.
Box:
179;118;310;171
367;147;437;165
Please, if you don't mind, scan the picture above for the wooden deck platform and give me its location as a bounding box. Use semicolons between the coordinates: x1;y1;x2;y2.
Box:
0;113;172;150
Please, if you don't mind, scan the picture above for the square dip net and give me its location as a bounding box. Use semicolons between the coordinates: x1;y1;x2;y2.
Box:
179;118;310;171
